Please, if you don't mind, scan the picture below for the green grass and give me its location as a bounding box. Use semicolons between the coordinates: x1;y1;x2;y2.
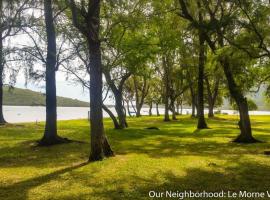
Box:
3;86;89;107
1;115;270;200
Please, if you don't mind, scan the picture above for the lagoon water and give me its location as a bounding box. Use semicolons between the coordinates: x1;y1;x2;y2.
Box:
3;106;270;123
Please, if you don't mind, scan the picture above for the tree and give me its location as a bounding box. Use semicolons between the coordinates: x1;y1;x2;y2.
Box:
178;0;258;142
0;0;32;124
37;0;69;145
133;75;150;117
66;0;114;161
205;51;224;118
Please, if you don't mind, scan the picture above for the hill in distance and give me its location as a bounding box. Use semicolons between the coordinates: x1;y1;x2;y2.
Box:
3;86;89;107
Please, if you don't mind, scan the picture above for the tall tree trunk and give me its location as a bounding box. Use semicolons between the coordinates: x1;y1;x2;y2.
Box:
171;104;177;120
156;103;160;116
164;96;170;121
39;0;66;145
191;99;196;117
87;1;114;161
208;103;214;118
221;57;257;143
88;40;114;160
0;0;6;125
149;101;152;116
163;56;170;121
197;30;208;129
102;104;120;129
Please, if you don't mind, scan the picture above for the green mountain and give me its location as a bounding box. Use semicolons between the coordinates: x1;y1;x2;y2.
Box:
3;86;89;107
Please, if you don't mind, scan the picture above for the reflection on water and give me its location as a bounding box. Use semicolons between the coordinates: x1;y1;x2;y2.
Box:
3;106;270;123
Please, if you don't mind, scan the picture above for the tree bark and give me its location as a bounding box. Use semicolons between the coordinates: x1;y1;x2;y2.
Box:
114;90;128;128
39;0;66;145
205;76;219;118
103;70;129;128
156;103;160;116
0;0;6;125
67;0;114;161
171;104;177;120
102;104;120;129
88;40;114;160
163;56;170;121
134;76;148;117
87;1;114;161
197;29;208;129
149;101;152;116
221;57;257;143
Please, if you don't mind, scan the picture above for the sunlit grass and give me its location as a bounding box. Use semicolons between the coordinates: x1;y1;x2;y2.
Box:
0;115;270;200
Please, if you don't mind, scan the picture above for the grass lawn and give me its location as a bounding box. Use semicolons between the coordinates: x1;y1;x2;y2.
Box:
1;115;270;200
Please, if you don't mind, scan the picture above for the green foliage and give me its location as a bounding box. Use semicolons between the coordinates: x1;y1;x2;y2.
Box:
231;98;258;111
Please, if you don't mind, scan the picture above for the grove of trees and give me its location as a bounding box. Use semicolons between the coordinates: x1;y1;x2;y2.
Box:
1;0;270;161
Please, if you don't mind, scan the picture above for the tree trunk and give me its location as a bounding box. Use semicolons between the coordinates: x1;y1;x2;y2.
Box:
149;101;152;116
205;76;219;118
164;96;170;121
156;103;160;116
171;104;177;120
163;56;170;121
197;30;208;129
39;0;66;145
88;40;114;160
221;57;257;143
0;0;6;125
114;91;128;128
208;103;214;118
191;100;196;117
102;104;121;129
87;1;114;161
0;37;6;125
176;103;180;115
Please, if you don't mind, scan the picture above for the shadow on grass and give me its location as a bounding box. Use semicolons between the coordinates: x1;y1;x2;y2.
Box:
0;162;89;200
1;116;270;199
1;116;269;168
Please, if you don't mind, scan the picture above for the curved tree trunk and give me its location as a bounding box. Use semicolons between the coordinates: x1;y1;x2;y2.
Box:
102;104;120;129
171;104;177;120
114;91;128;128
221;57;257;143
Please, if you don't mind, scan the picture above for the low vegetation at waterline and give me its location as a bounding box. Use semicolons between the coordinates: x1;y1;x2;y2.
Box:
1;115;270;200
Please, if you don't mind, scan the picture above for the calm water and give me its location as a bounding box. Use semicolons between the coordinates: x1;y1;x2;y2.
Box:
3;106;270;123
